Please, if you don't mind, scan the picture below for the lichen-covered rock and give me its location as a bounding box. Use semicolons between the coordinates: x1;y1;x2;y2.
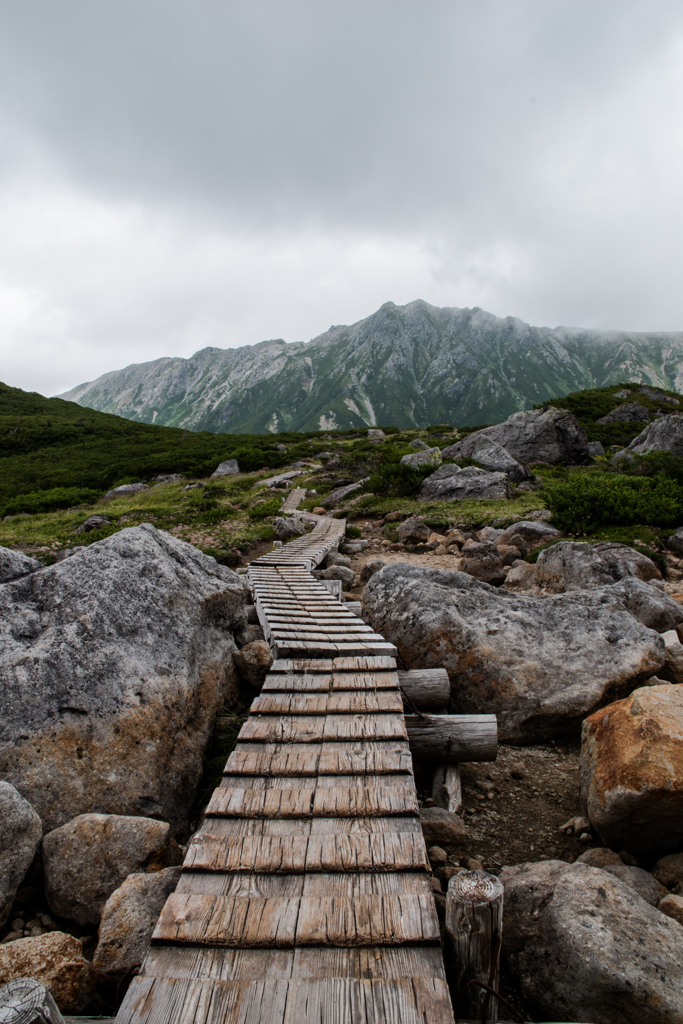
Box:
360;559;386;582
104;482;148;498
0;782;42;930
497;520;561;547
0;546;42;584
75;514;112;534
609;577;683;632
320;481;368;508
580;685;683;859
318;565;355;590
459;541;506;587
211;459;239;477
363;564;664;743
400;447;441;468
597;401;651;424
43;813;182;926
501;860;683;1024
418;465;512;502
419;808;466;845
0;525;245;835
0;932;95;1013
233;640;273;688
440;434;531;481
627;414;683;456
452;406;589;466
534;541;661;593
397;518;431;545
272;516;306;540
92;867;181;983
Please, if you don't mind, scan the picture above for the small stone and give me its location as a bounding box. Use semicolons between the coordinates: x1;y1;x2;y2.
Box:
659;894;683;926
510;763;526;779
618;850;639;867
0;782;43;930
575;848;624;868
312;507;326;515
427;846;448;866
0;931;95;1012
579;832;593;843
419;808;467;845
233;640;273;688
462;856;484;871
652;852;683;889
443;866;464;882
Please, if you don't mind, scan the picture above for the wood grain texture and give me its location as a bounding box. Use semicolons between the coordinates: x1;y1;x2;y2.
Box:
398;669;450;710
405;714;497;763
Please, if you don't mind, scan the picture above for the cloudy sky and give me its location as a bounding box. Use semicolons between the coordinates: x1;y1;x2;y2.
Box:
2;1;683;396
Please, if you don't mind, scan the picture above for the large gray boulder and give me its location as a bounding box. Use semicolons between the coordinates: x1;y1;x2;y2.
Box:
43;813;182;926
610;576;683;632
0;525;245;835
497;520;561;547
92;866;182;982
440;434;530;482
104;482;148;499
449;406;589;466
272;516;306;540
626;414;683;456
363;564;664;743
534;541;662;593
211;458;239;477
0;547;42;584
597;401;651;424
320;480;368;508
0;783;42;929
418;465;512;502
400;447;441;469
502;860;683;1024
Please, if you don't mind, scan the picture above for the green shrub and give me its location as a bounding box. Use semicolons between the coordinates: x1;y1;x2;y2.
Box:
1;486;101;518
248;497;282;520
365;462;435;498
345;524;363;539
542;473;683;532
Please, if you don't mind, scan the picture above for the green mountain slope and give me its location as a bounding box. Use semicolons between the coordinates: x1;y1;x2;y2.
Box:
60;300;683;433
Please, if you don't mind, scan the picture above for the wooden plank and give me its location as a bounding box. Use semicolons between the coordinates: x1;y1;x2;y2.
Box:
290;945;447;980
323;714;407;741
183;835;308;874
261;673;331;692
176;874;305;898
237;716;325;743
317;744;413;776
152;894;300;948
282;978;454;1024
250;694;330;715
311;784;418;817
204;819;312;837
327;692;403;714
205;787;313;818
153;894;439;948
115;975;290;1024
303;833;428;874
224;745;321;777
330;671;399;690
141;947;295;981
301;872;432;896
309;816;422;835
294;894;440;946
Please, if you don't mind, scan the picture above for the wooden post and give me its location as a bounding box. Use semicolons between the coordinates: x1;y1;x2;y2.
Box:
0;978;66;1023
445;869;504;1022
432;764;462;813
405;714;498;763
398;668;450;710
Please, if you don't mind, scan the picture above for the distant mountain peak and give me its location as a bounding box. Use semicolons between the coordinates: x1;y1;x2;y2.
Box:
58;300;683;434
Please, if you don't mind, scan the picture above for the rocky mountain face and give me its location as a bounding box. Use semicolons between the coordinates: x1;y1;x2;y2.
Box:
60;300;683;432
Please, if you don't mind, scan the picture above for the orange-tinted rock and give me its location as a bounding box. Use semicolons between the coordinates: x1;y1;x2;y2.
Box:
580;684;683;859
0;932;95;1012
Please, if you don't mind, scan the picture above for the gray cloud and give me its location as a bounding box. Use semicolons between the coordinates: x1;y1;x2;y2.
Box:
1;0;683;396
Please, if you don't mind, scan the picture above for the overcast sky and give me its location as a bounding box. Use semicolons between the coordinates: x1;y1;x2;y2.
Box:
2;1;683;396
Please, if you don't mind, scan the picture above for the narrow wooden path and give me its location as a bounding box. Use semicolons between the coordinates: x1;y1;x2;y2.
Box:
116;512;455;1023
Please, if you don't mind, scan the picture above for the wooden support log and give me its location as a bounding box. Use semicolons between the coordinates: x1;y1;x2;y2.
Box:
432;764;462;814
445;870;504;1022
405;714;497;763
0;978;66;1023
398;669;450;710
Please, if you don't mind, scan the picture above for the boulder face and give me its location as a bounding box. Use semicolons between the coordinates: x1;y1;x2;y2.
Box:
440;434;531;482
362;564;664;743
43;813;182;926
627;414;683;456
0;525;245;835
92;866;182;983
0;547;42;584
609;577;683;633
272;516;307;540
534;541;662;593
597;401;651;424
0;782;42;929
104;482;148;499
502;860;683;1024
459;541;506;587
580;684;683;859
211;458;239;477
0;931;96;1013
400;447;441;468
418;465;512;502
497;520;561;547
455;406;589;466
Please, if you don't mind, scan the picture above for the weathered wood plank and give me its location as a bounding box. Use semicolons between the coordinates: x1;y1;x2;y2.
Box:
237;716;325;743
282;978;454;1024
176;874;305;898
141;946;295;981
205;787;313;818
290;945;447;980
153;894;439;948
301;872;432;896
323;714;407;741
311;784;418;817
224;745;321;776
330;671;399;690
115;975;290;1024
303;834;428;874
317;745;412;776
260;673;331;693
309;816;422;835
250;694;330;715
183;835;309;874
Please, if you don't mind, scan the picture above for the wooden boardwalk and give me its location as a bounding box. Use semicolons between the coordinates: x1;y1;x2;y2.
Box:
116;514;455;1023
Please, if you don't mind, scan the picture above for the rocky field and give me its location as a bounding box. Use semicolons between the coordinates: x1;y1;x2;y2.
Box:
4;386;683;1021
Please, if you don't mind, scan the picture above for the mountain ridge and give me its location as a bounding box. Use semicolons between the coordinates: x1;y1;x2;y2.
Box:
59;299;683;433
